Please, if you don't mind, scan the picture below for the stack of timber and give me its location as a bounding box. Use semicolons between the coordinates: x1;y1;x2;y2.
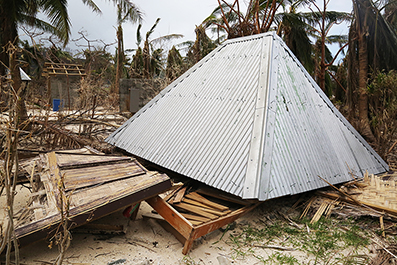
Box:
12;147;172;248
304;171;397;223
145;185;260;254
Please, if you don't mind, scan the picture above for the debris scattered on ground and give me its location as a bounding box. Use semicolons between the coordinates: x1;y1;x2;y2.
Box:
8;147;172;250
302;171;397;223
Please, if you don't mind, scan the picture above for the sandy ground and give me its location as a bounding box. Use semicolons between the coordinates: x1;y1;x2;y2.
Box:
1;184;375;265
0;185;290;265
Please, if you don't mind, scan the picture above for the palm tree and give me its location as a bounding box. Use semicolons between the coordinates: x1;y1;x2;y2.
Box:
0;0;70;127
166;46;184;81
275;0;314;74
303;0;351;94
207;0;286;39
384;0;397;29
348;0;397;141
187;25;217;65
131;18;183;79
114;2;142;95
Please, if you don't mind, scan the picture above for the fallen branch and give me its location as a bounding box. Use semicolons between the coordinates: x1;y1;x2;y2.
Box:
371;238;397;260
252;244;295;251
33;119;91;147
127;241;157;253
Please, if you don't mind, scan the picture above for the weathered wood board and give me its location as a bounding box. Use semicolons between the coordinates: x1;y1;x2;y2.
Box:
13;148;172;249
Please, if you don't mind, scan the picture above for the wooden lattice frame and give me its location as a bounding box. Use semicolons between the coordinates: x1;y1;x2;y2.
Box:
42;62;86;77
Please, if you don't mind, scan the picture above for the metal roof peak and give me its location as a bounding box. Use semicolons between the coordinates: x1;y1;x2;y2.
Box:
107;33;388;201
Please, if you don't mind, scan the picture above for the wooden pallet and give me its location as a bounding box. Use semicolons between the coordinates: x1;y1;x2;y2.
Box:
145;186;259;254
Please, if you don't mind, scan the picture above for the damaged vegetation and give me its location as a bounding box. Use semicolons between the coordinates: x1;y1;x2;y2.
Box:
2;0;397;264
203;173;397;265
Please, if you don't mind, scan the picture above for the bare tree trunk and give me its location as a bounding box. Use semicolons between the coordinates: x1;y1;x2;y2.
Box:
318;0;327;92
0;45;20;265
143;40;150;79
53;173;71;265
358;27;375;142
113;24;123;98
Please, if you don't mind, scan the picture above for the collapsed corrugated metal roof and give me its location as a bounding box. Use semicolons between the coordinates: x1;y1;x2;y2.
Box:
106;32;389;201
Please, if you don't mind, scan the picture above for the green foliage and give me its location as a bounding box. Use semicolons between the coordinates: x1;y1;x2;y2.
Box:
368;70;397;159
347;0;397;130
343;224;370;247
258;252;300;265
0;0;71;76
226;215;370;264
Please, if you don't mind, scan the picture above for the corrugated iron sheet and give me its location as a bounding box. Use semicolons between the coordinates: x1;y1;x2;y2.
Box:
107;32;389;201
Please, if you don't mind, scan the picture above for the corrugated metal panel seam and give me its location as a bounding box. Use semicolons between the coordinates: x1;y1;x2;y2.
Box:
259;35;282;200
243;35;272;199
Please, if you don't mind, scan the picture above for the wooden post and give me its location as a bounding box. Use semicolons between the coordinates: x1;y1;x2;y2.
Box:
47;76;51;107
67;75;70;110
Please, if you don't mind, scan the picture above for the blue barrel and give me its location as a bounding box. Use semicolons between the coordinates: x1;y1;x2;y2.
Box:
53;99;63;111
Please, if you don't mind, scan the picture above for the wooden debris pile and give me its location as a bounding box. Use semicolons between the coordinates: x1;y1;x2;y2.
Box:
7;147;172;249
5;109;129;153
144;184;260;254
302;171;397;223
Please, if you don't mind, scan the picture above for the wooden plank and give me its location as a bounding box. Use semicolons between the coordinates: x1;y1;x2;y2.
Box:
32;201;44;220
44;62;84;67
182;198;214;210
164;185;183;202
182;234;195;255
189;220;204;226
173;187;187;204
183;198;231;215
56;154;131;169
146;195;193;239
196;187;253;206
63;162;142;178
39;172;57;216
180;213;211;222
181;202;229;216
63;163;145;191
185;192;230;211
174;203;219;219
46;152;62;210
68;173;165;212
29;190;46;198
182;203;259;254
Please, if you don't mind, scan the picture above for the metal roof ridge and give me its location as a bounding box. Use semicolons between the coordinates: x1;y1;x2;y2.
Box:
243;35;273;199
